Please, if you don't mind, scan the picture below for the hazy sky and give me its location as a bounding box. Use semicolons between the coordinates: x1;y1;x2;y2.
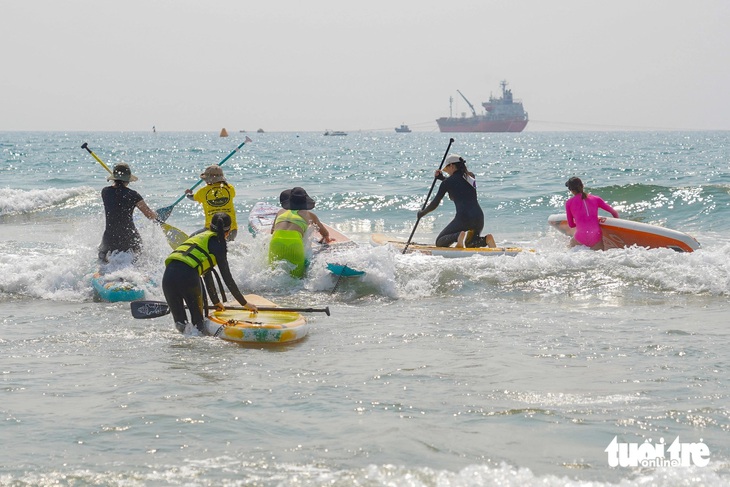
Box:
2;1;729;132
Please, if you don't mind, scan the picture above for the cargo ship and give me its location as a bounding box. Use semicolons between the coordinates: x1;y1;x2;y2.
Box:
436;80;528;133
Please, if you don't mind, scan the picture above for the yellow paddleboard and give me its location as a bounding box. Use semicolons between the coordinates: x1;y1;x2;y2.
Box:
370;233;526;257
205;294;308;344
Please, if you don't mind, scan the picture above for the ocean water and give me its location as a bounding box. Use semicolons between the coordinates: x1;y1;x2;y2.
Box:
1;130;729;486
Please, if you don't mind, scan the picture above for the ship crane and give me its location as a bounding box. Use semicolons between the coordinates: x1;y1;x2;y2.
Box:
456;90;477;118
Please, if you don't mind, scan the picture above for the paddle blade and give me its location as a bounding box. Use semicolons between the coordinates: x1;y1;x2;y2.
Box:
160;222;188;249
156;205;174;223
326;263;365;277
130;300;171;319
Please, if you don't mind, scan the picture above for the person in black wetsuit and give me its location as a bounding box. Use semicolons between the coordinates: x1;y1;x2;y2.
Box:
417;154;496;248
162;212;258;335
99;163;158;262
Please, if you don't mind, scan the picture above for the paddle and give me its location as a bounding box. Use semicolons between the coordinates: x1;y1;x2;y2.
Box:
160;222;189;248
155;136;253;222
327;263;365;294
130;300;331;319
402;137;454;254
81;142;189;250
81;142;113;173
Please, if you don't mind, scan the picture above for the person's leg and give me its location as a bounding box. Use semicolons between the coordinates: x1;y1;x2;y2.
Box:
436;219;464;247
162;262;192;329
269;230;306;277
185;280;206;332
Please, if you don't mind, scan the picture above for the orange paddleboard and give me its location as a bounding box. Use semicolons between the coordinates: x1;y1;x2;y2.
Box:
548;214;700;252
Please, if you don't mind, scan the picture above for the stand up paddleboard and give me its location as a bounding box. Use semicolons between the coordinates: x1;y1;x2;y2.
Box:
370;233;526;257
248;202;280;235
204;294;309;344
91;271;145;302
131;295;330;343
547;214;700;252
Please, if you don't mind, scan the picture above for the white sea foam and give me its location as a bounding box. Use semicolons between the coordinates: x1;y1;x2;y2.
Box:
0;186;95;215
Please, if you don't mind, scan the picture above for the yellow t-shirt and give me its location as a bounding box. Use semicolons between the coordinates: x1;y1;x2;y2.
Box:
192;183;237;231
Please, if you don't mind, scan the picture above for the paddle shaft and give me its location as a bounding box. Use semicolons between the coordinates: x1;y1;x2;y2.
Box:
209;305;330;315
130;300;330;319
81;142;113;174
330;263;348;294
402;137;454;254
157;137;252;221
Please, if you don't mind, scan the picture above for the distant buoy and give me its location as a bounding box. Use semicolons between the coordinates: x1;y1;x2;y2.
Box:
257;128;265;133
220;128;229;137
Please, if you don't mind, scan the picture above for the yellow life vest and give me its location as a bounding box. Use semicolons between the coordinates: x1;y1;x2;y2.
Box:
165;231;217;275
274;210;308;232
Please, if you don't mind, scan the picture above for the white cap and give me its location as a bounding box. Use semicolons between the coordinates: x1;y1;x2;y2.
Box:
445;154;464;165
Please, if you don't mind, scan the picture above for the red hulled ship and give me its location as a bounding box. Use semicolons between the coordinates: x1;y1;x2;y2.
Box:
436;80;528;133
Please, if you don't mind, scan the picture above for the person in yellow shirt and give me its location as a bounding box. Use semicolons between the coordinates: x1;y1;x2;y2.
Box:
185;165;238;240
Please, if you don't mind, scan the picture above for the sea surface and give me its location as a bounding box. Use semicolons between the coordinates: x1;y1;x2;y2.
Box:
1;130;729;486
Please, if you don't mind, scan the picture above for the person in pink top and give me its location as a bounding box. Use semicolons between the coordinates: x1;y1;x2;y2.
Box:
565;177;619;250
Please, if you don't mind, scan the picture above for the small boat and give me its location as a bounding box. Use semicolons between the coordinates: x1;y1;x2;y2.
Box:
324;130;347;136
370;233;527;257
395;124;411;133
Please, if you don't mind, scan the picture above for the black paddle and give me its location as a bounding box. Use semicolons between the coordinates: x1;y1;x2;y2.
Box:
155;136;253;222
402;138;454;254
130;300;330;319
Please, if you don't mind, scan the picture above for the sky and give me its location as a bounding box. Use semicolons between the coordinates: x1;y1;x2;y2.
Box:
2;0;729;132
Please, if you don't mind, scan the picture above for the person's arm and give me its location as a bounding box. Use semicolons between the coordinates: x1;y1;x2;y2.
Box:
418;181;447;219
213;245;258;312
307;212;334;243
566;200;576;228
597;198;619;218
136;200;159;220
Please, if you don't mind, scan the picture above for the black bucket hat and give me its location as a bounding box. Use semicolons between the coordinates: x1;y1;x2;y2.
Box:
280;187;315;210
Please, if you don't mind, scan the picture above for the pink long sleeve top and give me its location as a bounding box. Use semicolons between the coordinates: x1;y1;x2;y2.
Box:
565;193;619;247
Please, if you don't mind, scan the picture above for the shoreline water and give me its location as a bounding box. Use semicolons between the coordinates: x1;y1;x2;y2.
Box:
1;131;729;485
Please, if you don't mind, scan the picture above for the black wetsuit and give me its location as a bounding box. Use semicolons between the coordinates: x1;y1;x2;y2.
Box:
420;169;485;247
161;235;247;331
99;184;143;261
